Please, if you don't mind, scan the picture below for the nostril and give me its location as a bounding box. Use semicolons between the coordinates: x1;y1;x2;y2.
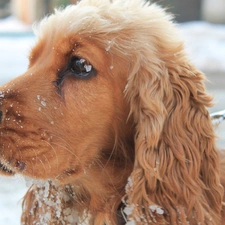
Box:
0;111;2;123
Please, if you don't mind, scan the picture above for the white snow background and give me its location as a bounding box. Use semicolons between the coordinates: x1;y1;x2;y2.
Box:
0;16;225;225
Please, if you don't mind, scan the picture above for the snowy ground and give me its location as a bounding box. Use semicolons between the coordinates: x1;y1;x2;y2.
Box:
0;17;225;225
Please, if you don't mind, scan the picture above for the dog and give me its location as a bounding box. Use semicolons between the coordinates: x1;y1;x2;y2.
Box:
0;0;225;224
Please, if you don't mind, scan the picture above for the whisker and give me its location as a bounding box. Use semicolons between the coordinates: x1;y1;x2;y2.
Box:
41;153;52;171
93;158;120;194
36;156;47;177
41;140;59;172
50;141;82;164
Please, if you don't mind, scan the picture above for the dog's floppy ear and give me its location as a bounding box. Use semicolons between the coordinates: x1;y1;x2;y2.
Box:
124;46;223;224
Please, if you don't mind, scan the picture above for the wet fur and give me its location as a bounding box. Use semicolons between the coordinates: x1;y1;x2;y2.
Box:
0;0;225;224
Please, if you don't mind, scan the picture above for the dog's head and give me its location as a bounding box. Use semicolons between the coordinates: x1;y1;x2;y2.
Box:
0;3;135;182
0;0;223;224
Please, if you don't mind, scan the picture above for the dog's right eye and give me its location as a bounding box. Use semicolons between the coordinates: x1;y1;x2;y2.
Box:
70;57;95;79
54;56;96;88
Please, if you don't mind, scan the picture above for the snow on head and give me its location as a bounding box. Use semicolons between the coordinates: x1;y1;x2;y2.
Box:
105;45;111;51
0;91;4;98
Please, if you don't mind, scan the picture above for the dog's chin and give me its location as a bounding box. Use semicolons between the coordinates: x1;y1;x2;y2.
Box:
0;162;15;176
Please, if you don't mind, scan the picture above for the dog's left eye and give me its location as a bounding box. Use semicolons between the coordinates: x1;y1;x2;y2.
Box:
70;57;95;78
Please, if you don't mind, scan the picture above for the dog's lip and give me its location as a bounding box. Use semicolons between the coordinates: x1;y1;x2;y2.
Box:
0;161;15;175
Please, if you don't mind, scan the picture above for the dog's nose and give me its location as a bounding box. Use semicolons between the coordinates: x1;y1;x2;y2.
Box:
0;111;2;124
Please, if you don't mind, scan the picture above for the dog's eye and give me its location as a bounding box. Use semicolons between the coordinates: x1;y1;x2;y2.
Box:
70;57;95;78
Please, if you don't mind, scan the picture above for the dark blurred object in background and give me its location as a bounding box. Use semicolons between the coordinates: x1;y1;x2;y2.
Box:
151;0;225;24
201;0;225;24
1;0;225;25
151;0;201;22
0;0;11;18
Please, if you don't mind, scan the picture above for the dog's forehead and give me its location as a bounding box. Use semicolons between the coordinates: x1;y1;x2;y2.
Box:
31;0;179;63
29;35;105;73
33;0;166;46
29;0;181;73
34;4;112;39
31;5;115;62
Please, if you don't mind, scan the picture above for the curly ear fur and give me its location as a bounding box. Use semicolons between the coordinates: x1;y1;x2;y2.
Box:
125;26;224;225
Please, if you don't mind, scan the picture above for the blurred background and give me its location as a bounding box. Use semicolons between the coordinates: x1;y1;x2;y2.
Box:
0;0;224;225
0;0;224;24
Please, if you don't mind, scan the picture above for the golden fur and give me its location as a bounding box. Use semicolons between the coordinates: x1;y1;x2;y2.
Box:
0;0;225;224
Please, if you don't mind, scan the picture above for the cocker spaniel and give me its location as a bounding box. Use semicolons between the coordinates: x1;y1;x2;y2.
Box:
0;0;225;224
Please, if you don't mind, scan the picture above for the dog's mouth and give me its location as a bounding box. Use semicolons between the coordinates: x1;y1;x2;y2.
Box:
0;162;15;176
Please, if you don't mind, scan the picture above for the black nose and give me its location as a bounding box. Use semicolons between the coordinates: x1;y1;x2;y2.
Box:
0;111;2;124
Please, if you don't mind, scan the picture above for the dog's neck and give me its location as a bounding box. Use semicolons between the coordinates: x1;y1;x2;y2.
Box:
70;143;134;223
22;139;134;225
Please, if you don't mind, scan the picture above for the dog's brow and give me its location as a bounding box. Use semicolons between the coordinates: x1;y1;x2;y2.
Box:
28;40;45;66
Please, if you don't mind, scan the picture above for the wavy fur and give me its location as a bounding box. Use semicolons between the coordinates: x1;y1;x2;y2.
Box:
0;0;224;224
